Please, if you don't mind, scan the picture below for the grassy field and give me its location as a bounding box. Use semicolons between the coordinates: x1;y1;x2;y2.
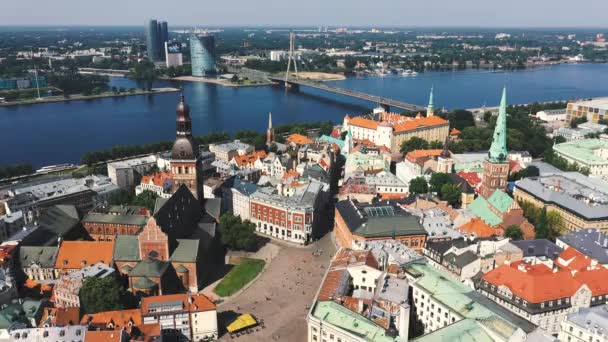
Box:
213;258;266;297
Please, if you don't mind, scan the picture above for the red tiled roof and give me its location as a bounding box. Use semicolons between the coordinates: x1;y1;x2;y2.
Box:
54;241;114;270
317;269;347;301
458;217;500;238
456;171;482;189
406;149;443;163
286;133;314;146
393;116;448;133
482;263;581;303
348;117;379;130
141;172;172;187
81;308;142;332
39;307;80;327
450;128;462;136
573;268;608;296
282;170;300;180
557;248;593;271
85;330;124;342
233;150;267;168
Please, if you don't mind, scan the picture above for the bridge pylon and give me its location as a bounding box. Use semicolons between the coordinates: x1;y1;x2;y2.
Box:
284;32;299;83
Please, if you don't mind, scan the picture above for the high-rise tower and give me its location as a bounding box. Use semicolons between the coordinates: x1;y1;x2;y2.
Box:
480;87;509;198
266;112;274;145
427;86;435;117
145;19;161;62
190;34;217;77
170;95;201;199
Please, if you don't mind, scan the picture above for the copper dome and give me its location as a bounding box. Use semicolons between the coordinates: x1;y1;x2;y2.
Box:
171;136;197;160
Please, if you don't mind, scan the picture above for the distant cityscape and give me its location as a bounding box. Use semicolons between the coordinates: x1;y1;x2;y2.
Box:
2;14;608;342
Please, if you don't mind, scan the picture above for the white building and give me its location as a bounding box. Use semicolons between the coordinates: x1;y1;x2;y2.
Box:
230;179;257;221
107;155;159;188
553;139;608;179
165;42;184;67
209;140;253;162
558;305;608;342
536;109;567;122
364;171;409;195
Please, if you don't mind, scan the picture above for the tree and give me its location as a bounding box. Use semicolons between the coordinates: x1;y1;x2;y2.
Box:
554;136;567;144
440;183;461;206
268;142;278;153
400;137;429;154
430;173;453;194
546;211;563;240
131;190;158;212
409;177;428;195
504;225;524;240
80;277;126;314
535;207;549;239
219;213;257;251
107;189;134;206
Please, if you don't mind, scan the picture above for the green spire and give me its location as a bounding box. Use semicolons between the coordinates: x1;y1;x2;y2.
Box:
488;87;508;162
427;86;434;111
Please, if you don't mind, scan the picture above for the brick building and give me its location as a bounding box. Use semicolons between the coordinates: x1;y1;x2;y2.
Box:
82;205;148;241
334;199;427;252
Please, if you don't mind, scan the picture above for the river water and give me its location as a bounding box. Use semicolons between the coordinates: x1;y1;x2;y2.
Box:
2;63;608;167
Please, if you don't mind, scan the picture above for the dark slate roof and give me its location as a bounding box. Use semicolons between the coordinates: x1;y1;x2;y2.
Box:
133;276;157;289
425;238;476;257
19;246;58;268
36;205;80;237
444;250;478;268
204;198;222;222
82;212;147;226
302;166;330;183
153;185;203;240
448;173;475;194
511;239;563;258
170;239;199;263
232;178;257;196
335;199;426;238
557;229;608;264
113;235;140;262
130;259;170;278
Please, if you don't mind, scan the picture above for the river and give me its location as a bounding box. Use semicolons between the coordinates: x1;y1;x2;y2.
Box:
2;63;608;167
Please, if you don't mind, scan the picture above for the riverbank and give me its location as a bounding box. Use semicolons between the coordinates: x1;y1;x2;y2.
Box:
172;76;271;87
285;71;346;81
0;87;180;107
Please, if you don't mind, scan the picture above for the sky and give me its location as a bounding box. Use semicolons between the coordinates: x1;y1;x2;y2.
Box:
2;0;608;28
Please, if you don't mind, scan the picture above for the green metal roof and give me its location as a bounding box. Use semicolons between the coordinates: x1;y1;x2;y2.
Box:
319;135;345;149
354;216;426;238
175;264;189;273
487;190;513;214
427;86;434;111
312;301;402;342
553;138;608;166
469;190;514;227
121;264;134;271
170;239;199;262
412;319;494;342
133;276;158;289
130;259;170;278
113;235;140;262
488;88;508;163
407;264;534;338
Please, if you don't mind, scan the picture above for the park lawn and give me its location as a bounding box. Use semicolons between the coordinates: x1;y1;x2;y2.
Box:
213;258;266;297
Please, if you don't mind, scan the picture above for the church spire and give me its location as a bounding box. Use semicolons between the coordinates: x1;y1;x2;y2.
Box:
440;133;450;158
266;112;274;145
427;86;435;117
488;87;508;162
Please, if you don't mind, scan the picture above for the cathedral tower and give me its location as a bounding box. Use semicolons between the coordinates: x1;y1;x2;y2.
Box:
427;86;435;117
266;112;274;145
437;135;453;174
170;94;201;200
480;88;509;198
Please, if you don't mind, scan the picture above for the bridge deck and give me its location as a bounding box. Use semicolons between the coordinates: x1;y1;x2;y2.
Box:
269;77;426;112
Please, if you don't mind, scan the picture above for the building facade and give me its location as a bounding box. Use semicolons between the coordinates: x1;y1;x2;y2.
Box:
566;99;608;124
190;35;216;77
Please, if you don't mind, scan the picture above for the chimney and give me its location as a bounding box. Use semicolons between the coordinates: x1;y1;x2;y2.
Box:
357;299;364;313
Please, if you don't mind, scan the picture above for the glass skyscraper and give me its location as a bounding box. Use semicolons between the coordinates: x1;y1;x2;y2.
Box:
190;35;216;77
145;19;169;62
